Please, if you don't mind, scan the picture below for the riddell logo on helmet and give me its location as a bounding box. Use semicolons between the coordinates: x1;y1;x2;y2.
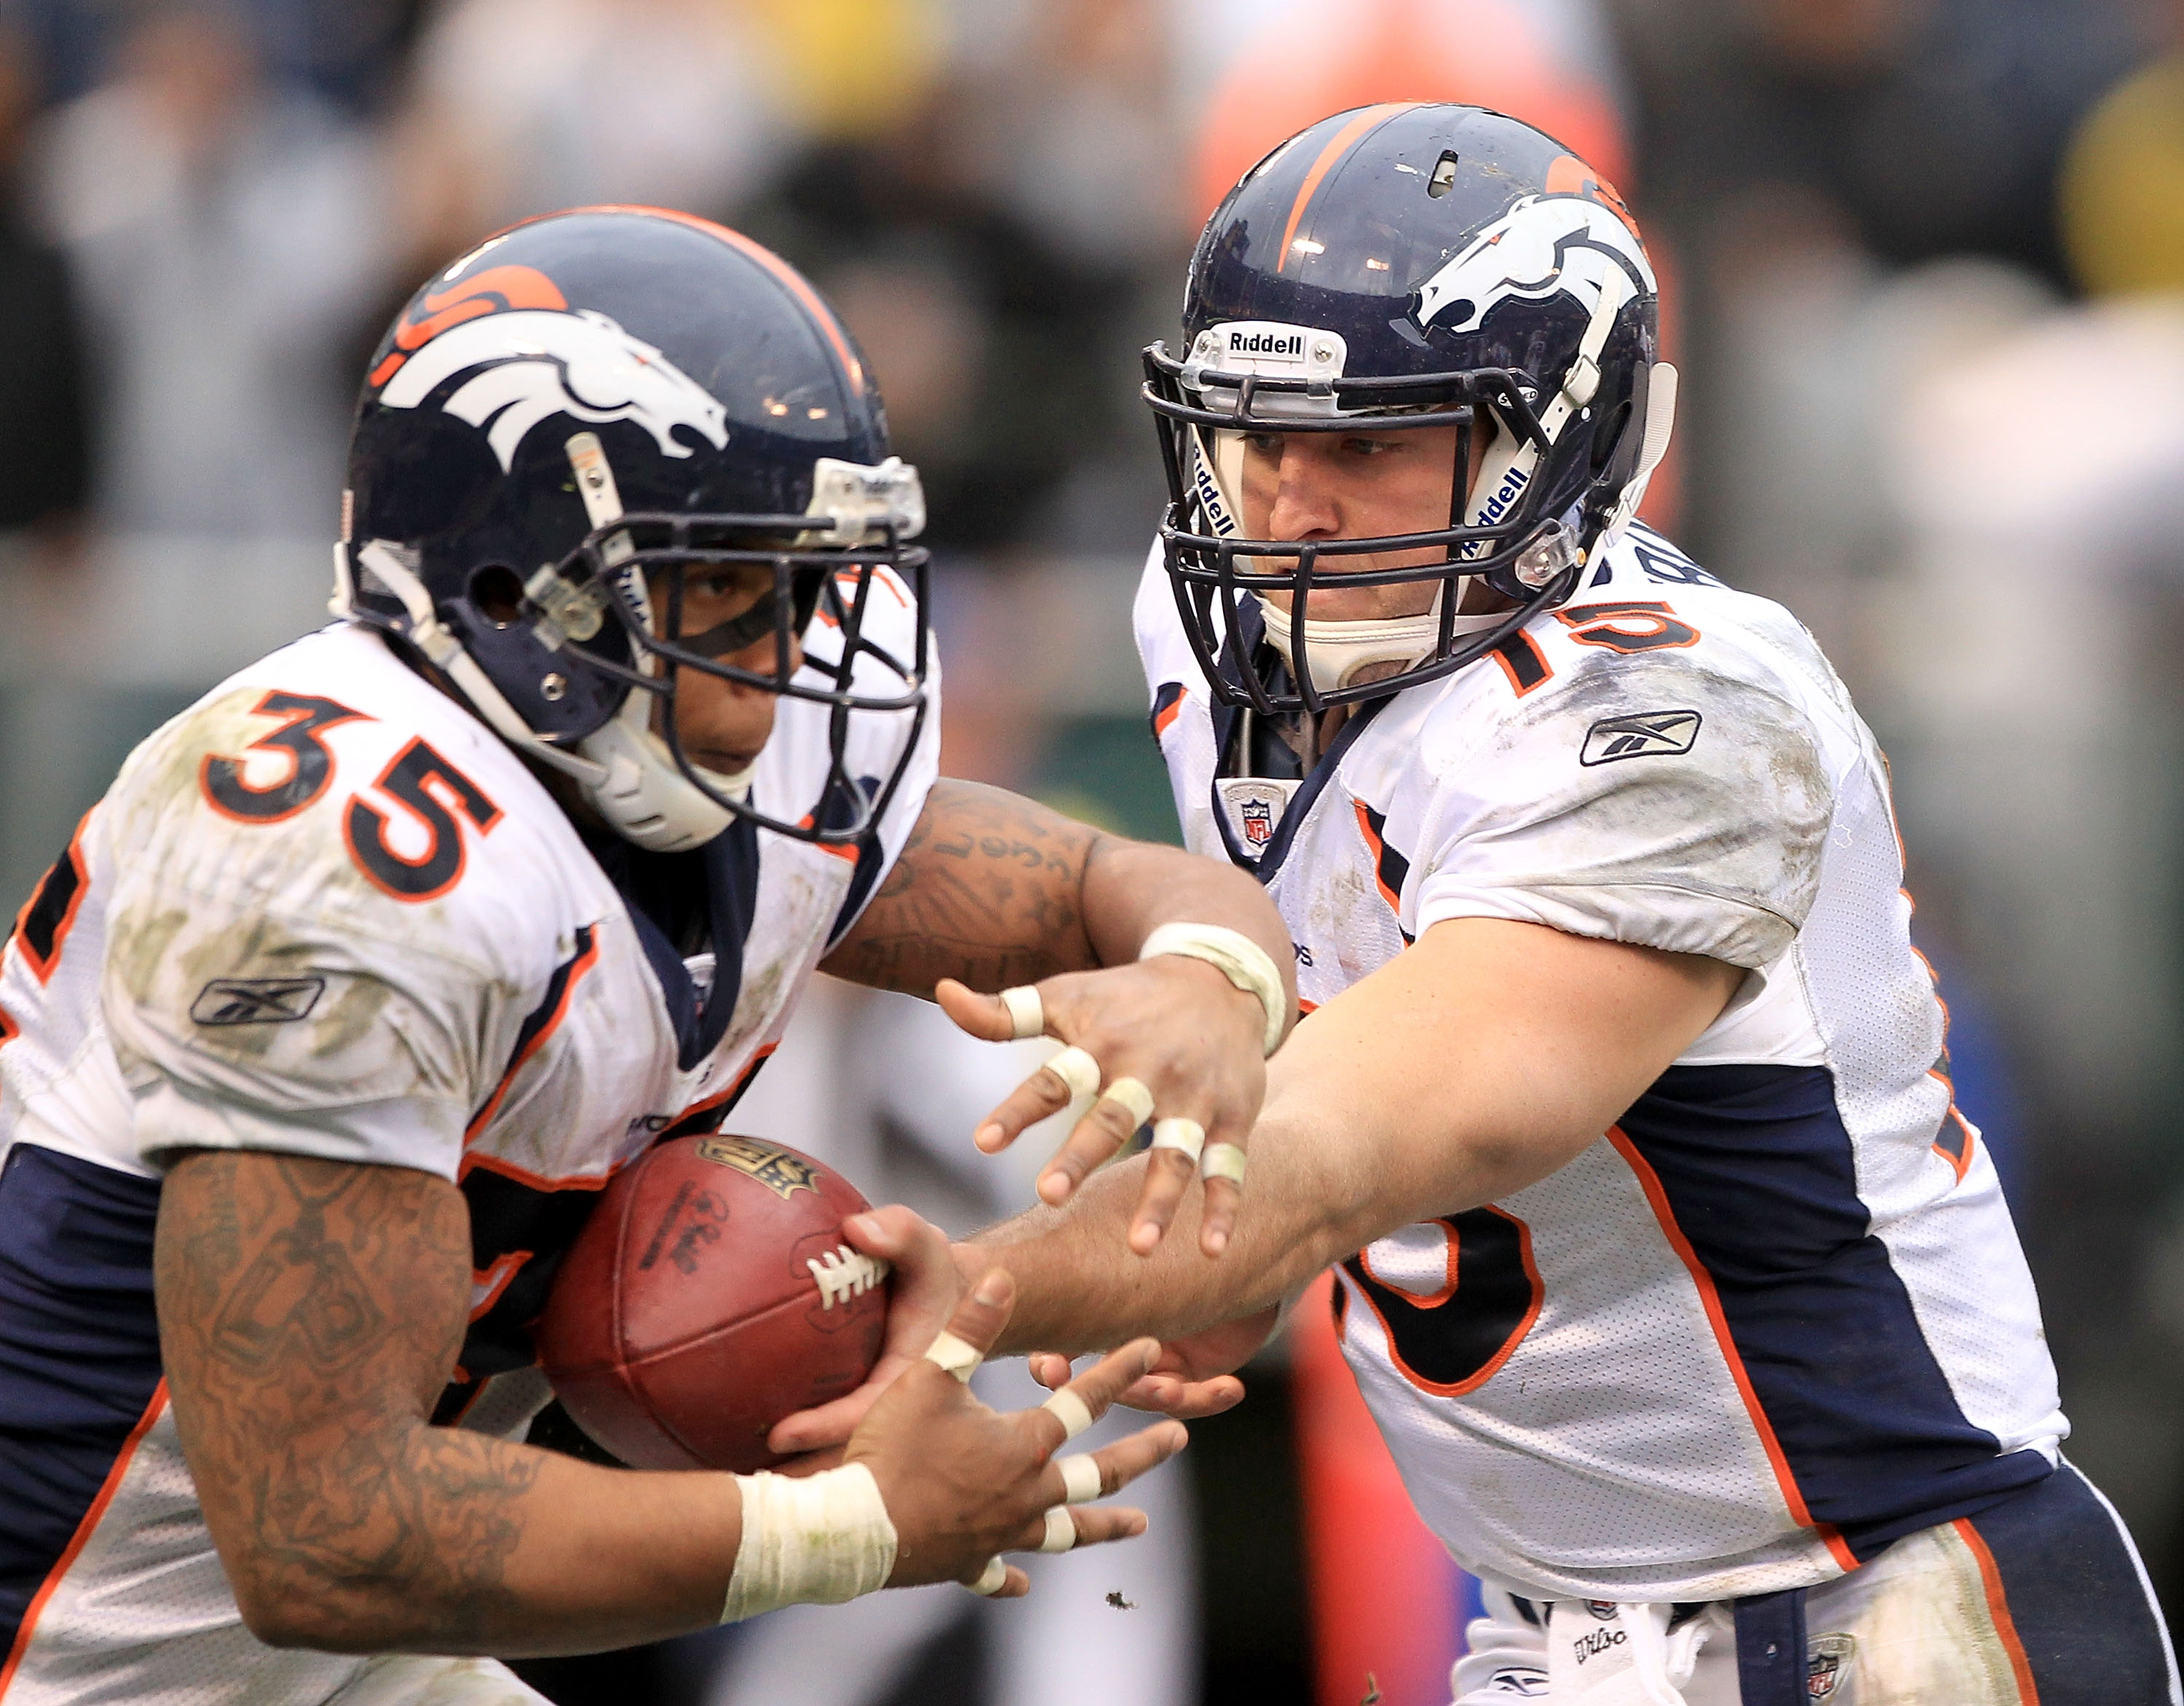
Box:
1227;330;1305;358
1477;462;1530;526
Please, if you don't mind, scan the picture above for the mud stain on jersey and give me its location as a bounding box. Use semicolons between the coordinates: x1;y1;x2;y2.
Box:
107;906;196;1007
306;974;395;1059
1461;663;1833;967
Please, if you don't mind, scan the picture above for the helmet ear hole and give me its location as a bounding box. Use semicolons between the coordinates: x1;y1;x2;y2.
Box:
467;564;527;627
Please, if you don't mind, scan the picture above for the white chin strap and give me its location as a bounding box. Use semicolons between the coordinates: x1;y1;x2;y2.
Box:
1255;591;1511;696
574;687;752;854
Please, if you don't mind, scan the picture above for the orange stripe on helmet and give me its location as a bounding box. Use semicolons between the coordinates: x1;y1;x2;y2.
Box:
368;264;568;388
1277;103;1424;273
1546;153;1642;241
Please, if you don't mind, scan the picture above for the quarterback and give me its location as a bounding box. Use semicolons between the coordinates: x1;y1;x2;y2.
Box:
0;208;1298;1702
791;109;2182;1703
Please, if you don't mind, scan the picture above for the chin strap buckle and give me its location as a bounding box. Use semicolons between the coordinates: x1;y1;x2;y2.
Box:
523;564;608;643
1512;521;1580;590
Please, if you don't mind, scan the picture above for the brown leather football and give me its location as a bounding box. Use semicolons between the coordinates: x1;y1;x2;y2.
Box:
535;1132;890;1473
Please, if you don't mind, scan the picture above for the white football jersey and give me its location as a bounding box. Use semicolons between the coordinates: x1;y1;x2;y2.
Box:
0;601;935;1702
1137;523;2065;1605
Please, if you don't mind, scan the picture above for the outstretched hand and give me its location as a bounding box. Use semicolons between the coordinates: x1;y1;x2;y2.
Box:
1024;1304;1278;1421
845;1266;1187;1597
937;955;1267;1259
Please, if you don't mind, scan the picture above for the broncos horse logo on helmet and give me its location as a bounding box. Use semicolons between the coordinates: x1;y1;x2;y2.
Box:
1412;195;1652;341
379;307;731;472
339;206;929;853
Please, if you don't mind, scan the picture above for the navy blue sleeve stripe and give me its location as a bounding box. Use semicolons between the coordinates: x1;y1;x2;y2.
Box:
0;1144;166;1667
1150;682;1185;739
1350;797;1415;944
1613;1064;2051;1565
10;815;92;984
1930;1094;1975;1181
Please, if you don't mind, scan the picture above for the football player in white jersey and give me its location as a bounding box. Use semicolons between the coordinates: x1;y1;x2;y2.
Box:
786;110;2183;1703
0;207;1302;1703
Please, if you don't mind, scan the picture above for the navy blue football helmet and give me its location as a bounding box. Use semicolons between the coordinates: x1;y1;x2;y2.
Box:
1144;104;1677;714
339;205;929;850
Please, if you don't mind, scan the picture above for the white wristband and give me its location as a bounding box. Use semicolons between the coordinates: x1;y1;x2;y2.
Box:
721;1464;897;1622
1138;923;1288;1056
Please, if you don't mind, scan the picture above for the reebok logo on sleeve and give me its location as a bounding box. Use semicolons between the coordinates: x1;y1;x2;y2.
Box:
190;976;326;1025
1579;709;1701;766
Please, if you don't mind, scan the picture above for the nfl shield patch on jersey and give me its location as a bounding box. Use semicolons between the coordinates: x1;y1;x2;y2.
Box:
1807;1632;1854;1698
1216;778;1299;855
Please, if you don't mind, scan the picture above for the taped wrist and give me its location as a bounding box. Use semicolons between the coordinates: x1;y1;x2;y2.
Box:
721;1464;898;1622
1138;922;1289;1056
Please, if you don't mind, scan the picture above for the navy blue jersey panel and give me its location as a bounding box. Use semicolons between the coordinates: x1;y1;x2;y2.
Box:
1961;1463;2177;1703
583;813;761;1071
0;1143;165;1651
1618;1064;2049;1559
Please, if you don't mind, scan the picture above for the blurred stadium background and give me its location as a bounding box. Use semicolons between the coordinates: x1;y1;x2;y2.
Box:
4;0;2184;1701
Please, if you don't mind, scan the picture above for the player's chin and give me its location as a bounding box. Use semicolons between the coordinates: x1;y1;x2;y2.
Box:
685;742;764;776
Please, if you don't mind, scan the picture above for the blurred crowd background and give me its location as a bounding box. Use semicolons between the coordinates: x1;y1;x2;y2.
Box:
5;0;2184;1701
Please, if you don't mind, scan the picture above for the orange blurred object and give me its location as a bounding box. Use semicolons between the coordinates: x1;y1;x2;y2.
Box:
1291;1269;1466;1706
1191;0;1629;224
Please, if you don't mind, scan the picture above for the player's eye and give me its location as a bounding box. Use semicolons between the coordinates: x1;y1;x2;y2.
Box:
1244;433;1285;457
1340;435;1401;457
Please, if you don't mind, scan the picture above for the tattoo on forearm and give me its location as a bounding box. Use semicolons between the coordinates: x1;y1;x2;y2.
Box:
157;1152;542;1648
826;779;1100;993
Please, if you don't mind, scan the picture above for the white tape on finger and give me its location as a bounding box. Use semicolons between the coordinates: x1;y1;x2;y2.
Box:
1058;1453;1104;1506
1150;1118;1206;1164
1200;1142;1248;1187
968;1555;1008;1596
999;985;1045;1040
1044;1045;1103;1101
1040;1506;1077;1554
923;1330;983;1383
1098;1075;1156;1129
1042;1387;1095;1441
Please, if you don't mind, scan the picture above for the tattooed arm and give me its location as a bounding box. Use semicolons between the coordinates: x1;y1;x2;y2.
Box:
155;1148;1172;1654
157;1148;742;1654
823;778;1290;998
